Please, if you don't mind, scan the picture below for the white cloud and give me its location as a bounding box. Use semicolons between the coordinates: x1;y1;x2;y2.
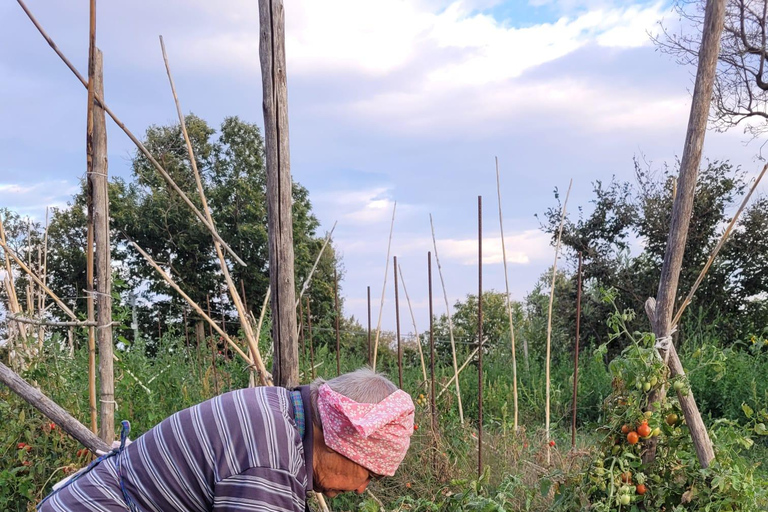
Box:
436;229;552;265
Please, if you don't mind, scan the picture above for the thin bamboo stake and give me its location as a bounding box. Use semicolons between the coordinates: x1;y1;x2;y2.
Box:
207;294;220;395
495;157;519;432
296;221;337;308
477;196;483;479
7;315;102;327
159;36;268;386
0;233;77;321
429;213;464;425
124;235;255;368
252;289;271;388
307;298;315;380
372;202;396;370
571;252;583;450
672;162;768;327
546;179;572;465
334;268;341;376
38;207;49;349
26;219;33;317
14;0;246;267
0;217;28;340
437;347;480;399
394;256;403;389
397;264;428;389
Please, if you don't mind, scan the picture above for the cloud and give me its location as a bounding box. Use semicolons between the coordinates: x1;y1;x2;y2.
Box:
0;180;79;219
436;229;552;265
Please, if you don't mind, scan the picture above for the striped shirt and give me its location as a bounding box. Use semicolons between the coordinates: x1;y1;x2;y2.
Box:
39;386;314;512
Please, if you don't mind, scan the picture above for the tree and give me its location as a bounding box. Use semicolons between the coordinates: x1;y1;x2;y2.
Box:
655;0;768;139
539;158;761;348
40;115;340;349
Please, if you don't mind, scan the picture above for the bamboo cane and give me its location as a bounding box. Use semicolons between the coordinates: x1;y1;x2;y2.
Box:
372;202;396;370
495;157;519;432
545;179;572;465
397;263;428;389
124;235;255;368
159;36;269;386
429;213;464;424
14;0;245;267
672;162;768;327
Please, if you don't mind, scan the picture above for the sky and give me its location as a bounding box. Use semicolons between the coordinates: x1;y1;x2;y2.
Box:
1;0;767;335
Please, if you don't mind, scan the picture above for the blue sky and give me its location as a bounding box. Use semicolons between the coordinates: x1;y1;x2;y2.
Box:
1;0;766;333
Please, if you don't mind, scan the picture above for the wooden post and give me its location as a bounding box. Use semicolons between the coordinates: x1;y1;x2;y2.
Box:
207;294;219;395
571;252;583;450
477;196;483;479
259;0;298;388
85;0;98;438
89;48;114;444
643;0;725;469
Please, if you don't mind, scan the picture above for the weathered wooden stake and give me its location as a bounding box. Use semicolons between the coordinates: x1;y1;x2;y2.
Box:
0;361;110;454
259;0;299;388
207;294;219;395
643;0;726;469
571;252;583;450
90;47;114;444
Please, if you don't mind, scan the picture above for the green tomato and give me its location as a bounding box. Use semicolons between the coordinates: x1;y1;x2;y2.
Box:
619;494;631;505
673;381;684;391
649;376;658;387
636;381;643;390
643;382;651;392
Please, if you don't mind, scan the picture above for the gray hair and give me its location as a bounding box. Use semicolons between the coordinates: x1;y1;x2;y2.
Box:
309;367;398;429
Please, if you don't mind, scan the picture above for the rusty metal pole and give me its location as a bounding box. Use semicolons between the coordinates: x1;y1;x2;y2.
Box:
571;252;583;450
367;286;372;367
428;252;437;435
394;256;403;389
334;268;340;376
477;196;483;479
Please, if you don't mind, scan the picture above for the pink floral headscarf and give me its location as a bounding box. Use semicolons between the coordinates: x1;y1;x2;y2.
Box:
317;383;415;476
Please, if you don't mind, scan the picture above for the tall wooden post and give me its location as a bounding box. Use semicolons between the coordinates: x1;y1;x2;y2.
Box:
334;268;341;376
643;0;725;469
89;47;114;443
477;196;483;479
367;286;372;367
259;0;298;388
